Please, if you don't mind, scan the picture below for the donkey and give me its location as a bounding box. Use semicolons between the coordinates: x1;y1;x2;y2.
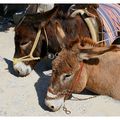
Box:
13;4;120;77
13;6;60;76
45;20;120;112
13;4;101;76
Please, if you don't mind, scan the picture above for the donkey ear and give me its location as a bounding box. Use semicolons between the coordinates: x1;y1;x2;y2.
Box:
77;45;114;61
24;6;58;25
25;4;38;14
39;5;58;21
54;21;66;48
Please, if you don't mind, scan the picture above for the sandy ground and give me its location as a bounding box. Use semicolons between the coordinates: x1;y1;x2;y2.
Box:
0;27;120;116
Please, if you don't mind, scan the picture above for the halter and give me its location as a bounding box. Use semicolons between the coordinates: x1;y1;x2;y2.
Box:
13;27;48;65
71;8;99;43
46;62;84;100
64;62;84;98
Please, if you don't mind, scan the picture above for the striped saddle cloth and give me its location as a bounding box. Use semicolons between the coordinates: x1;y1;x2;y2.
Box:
97;4;120;46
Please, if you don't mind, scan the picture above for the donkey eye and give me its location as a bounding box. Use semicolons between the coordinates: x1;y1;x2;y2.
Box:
20;40;31;45
52;69;56;73
65;74;71;78
20;41;32;49
20;42;28;46
63;73;72;81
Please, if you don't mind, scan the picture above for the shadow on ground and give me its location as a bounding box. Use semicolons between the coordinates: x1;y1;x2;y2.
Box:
4;57;97;111
4;57;53;111
34;59;97;111
4;58;18;77
34;75;53;111
81;89;98;95
0;17;14;32
34;58;53;111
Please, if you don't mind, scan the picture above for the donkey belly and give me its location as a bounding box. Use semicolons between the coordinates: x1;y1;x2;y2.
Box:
85;52;120;100
86;77;120;100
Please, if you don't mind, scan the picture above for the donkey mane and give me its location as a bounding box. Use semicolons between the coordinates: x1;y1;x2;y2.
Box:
80;36;99;47
54;4;72;19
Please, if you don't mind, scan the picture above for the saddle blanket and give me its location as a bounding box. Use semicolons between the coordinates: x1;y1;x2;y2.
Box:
97;4;120;46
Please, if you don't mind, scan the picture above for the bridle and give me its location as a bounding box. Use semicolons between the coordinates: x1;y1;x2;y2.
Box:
13;26;49;65
46;62;84;100
46;62;96;114
13;9;93;64
64;62;84;99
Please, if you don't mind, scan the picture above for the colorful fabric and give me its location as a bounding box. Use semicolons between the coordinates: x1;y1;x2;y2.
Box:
97;4;120;46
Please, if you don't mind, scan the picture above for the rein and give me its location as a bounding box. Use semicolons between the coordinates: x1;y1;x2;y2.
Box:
47;62;84;99
46;62;84;100
13;27;49;65
62;62;96;115
65;62;84;98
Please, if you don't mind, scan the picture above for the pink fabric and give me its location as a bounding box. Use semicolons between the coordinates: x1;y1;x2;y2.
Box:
97;4;120;46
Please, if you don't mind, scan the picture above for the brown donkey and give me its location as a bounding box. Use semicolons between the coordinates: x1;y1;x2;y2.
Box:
13;4;103;76
45;21;120;111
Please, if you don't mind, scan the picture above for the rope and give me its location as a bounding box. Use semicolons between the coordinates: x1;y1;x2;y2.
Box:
29;28;41;57
63;104;71;114
96;36;120;45
63;95;97;115
98;29;120;34
13;28;41;64
43;27;49;47
71;95;97;101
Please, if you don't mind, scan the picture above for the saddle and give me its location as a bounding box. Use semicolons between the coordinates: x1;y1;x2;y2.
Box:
69;4;120;46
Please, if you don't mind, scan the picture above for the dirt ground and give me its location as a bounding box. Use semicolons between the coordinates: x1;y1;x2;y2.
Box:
0;27;120;116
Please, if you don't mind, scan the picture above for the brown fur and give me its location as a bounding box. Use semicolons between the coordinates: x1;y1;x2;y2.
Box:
47;14;120;100
49;40;120;100
14;4;100;74
13;4;106;77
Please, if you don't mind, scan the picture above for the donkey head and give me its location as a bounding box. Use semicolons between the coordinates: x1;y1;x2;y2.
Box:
13;6;58;76
45;20;101;111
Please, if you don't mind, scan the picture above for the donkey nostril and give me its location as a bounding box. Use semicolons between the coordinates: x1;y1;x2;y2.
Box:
17;71;20;75
51;106;54;109
15;69;20;75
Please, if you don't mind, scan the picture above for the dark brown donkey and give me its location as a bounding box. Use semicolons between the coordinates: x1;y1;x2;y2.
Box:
13;4;102;76
45;17;120;112
13;6;60;76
